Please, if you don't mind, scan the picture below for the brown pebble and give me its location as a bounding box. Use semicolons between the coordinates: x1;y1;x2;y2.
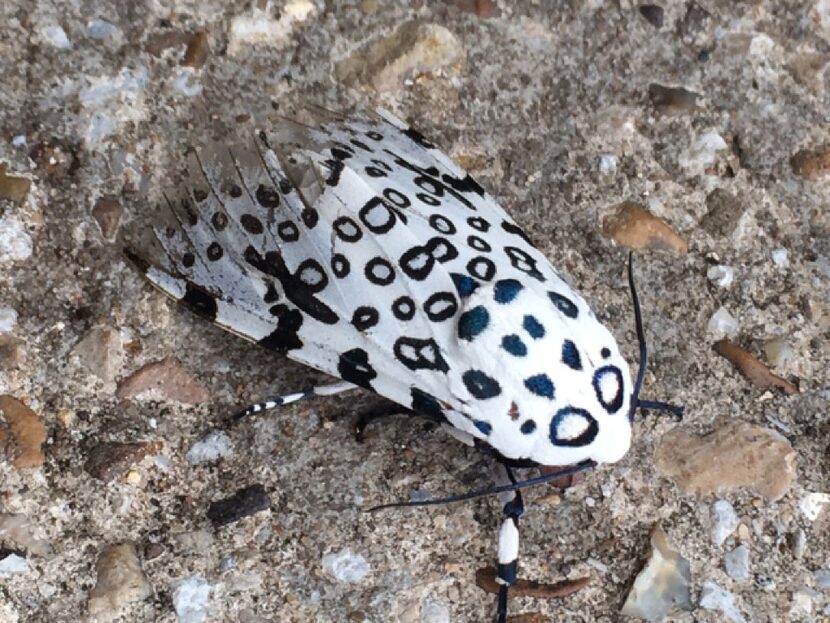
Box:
143;542;165;561
116;356;209;404
84;441;162;482
0;335;24;370
790;148;830;179
72;325;123;383
0;395;47;469
648;84;702;114
540;464;585;489
451;0;500;17
182;30;210;68
30;140;79;179
144;30;191;56
507;614;548;623
476;567;590;599
638;5;664;29
655;419;797;501
700;188;745;238
92;197;123;240
713;339;798;394
0;164;31;204
602;201;688;255
88;543;152;616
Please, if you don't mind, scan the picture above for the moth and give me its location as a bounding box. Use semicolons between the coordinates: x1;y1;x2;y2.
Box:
127;107;679;622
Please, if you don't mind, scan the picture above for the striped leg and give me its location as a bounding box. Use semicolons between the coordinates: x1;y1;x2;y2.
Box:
231;380;356;420
495;464;523;623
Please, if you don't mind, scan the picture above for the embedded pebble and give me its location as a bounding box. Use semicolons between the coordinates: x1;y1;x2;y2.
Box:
597;154;618;175
0;514;52;557
116;356;210;404
40;24;71;48
87;19;120;39
88;544;152;619
182;31;210;68
798;492;830;521
451;0;499;17
700;581;746;623
648;84;702;114
724;544;750;581
335;21;465;92
186;431;234;465
0;395;47;469
601;201;688;254
227;0;317;56
0;307;17;333
31;140;78;179
72;325;123;383
701;188;745;239
764;337;794;368
707;265;734;288
790;147;830;179
0;552;28;576
655;420;797;501
207;484;271;527
714;339;798;394
814;568;830;588
770;248;789;268
0;166;32;204
92;197;123;240
420;598;450;623
707;307;739;337
678;131;728;173
710;500;739;546
789;588;819;618
173;575;210;623
84;441;162;482
0;336;23;369
322;549;370;582
0;214;33;262
621;525;692;622
639;5;664;28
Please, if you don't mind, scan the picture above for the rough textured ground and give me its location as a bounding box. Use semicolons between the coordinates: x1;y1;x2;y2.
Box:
1;1;829;622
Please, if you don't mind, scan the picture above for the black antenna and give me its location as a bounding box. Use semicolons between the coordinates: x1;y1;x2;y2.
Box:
628;252;648;423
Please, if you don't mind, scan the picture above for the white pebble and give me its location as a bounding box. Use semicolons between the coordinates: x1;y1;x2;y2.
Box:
40;24;71;49
171;68;203;97
790;588;819;618
87;19;120;39
724;544;750;581
322;549;369;582
814;568;830;588
0;307;18;333
420;598;450;623
0;553;28;576
711;500;739;546
173;575;210;623
597;154;618;175
0;214;33;262
771;248;789;268
799;492;830;521
707;265;734;288
707;307;739;338
700;581;746;623
764;337;793;368
186;431;234;465
678;130;728;172
11;135;26;146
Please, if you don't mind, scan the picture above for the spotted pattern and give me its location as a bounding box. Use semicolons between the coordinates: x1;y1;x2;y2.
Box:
562;340;582;370
593;365;624;413
463;370;501;399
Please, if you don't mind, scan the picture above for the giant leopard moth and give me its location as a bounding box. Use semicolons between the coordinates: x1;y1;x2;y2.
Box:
127;107;679;622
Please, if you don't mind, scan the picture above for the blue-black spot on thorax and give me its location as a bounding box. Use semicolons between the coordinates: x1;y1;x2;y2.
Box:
562;339;582;370
462;370;502;399
524;374;555;400
501;334;527;357
458;306;489;341
493;279;523;304
522;315;545;339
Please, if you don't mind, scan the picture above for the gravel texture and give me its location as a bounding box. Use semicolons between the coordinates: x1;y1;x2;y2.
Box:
1;1;829;622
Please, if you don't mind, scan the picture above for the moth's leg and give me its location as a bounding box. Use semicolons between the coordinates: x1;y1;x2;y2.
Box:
494;463;523;623
354;401;417;442
231;380;356;421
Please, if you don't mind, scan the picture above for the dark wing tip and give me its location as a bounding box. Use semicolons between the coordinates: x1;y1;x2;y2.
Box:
124;247;151;274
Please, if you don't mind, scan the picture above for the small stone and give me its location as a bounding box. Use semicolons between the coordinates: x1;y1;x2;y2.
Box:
0;165;31;204
789;588;818;618
144;30;192;56
648;84;702;114
639;5;664;28
72;325;123;383
737;523;751;543
814;568;830;588
789;528;807;559
335;21;465;92
700;581;746;623
724;545;750;581
0;514;53;557
207;484;271;527
707;307;738;337
88;544;152;619
87;19;120;39
92;197;123;240
451;0;500;17
186;431;234;465
791;147;830;179
0;552;28;576
601;201;688;255
0;213;34;262
420;597;450;623
31;140;79;180
0;395;47;469
40;24;71;48
0;306;17;333
597;154;618;175
116;356;209;404
799;492;830;521
621;525;692;622
710;500;739;546
678;131;727;173
707;265;734;288
84;441;163;482
173;575;210;623
227;1;317;56
770;248;789;268
700;188;744;239
0;335;24;370
172;530;215;553
654;419;797;501
360;0;379;14
182;31;210;68
764;337;793;368
322;549;370;582
714;339;799;394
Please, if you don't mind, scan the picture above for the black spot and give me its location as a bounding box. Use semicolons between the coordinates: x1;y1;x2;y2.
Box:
382;188;411;208
429;214;456;235
424;292;457;322
467;235;491;252
366;130;384;141
505;246;543;281
206;242;223;261
467;256;496;281
258;304;303;352
520;420;537;435
331;254;350;278
523;314;545;339
501;334;527;357
442;173;485;196
277;221;300;242
365;166;387;178
410;387;444;419
494;279;523;304
350;138;373;152
263;282;279;303
351;306;380;330
394;337;449;372
562;340;582;370
240;214;264;235
426;237;458;263
255;184;280;208
474;420;492;435
193;188;209;202
279;179;293;194
524;374;554;399
417;193;441;206
451;273;479;298
359;197;396;234
228;184;243;198
182;282;217;320
458;306;489;341
549;291;578;319
399;246;436;281
403;126;435;149
212;212;228;231
414;176;444;197
467;216;490;232
182;252;195;268
296;259;328;293
301;208;319;229
180;198;198;225
324;159;344;186
501;220;534;246
330;146;353;161
338;348;377;390
462;370;501;399
549;407;599;447
365;257;396;285
601;347;611;359
593;365;624;413
333;216;362;242
392;296;416;321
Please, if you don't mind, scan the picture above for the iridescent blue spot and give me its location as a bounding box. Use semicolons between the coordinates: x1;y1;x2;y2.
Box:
501;334;527;357
450;272;479;298
520;420;537;435
522;315;545;339
474;420;492;435
463;369;502;399
493;279;523;304
561;339;582;370
458;306;489;341
524;373;554;399
548;291;578;318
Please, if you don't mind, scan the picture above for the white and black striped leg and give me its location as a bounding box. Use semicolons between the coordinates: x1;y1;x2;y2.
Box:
495;464;524;623
231;380;356;420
